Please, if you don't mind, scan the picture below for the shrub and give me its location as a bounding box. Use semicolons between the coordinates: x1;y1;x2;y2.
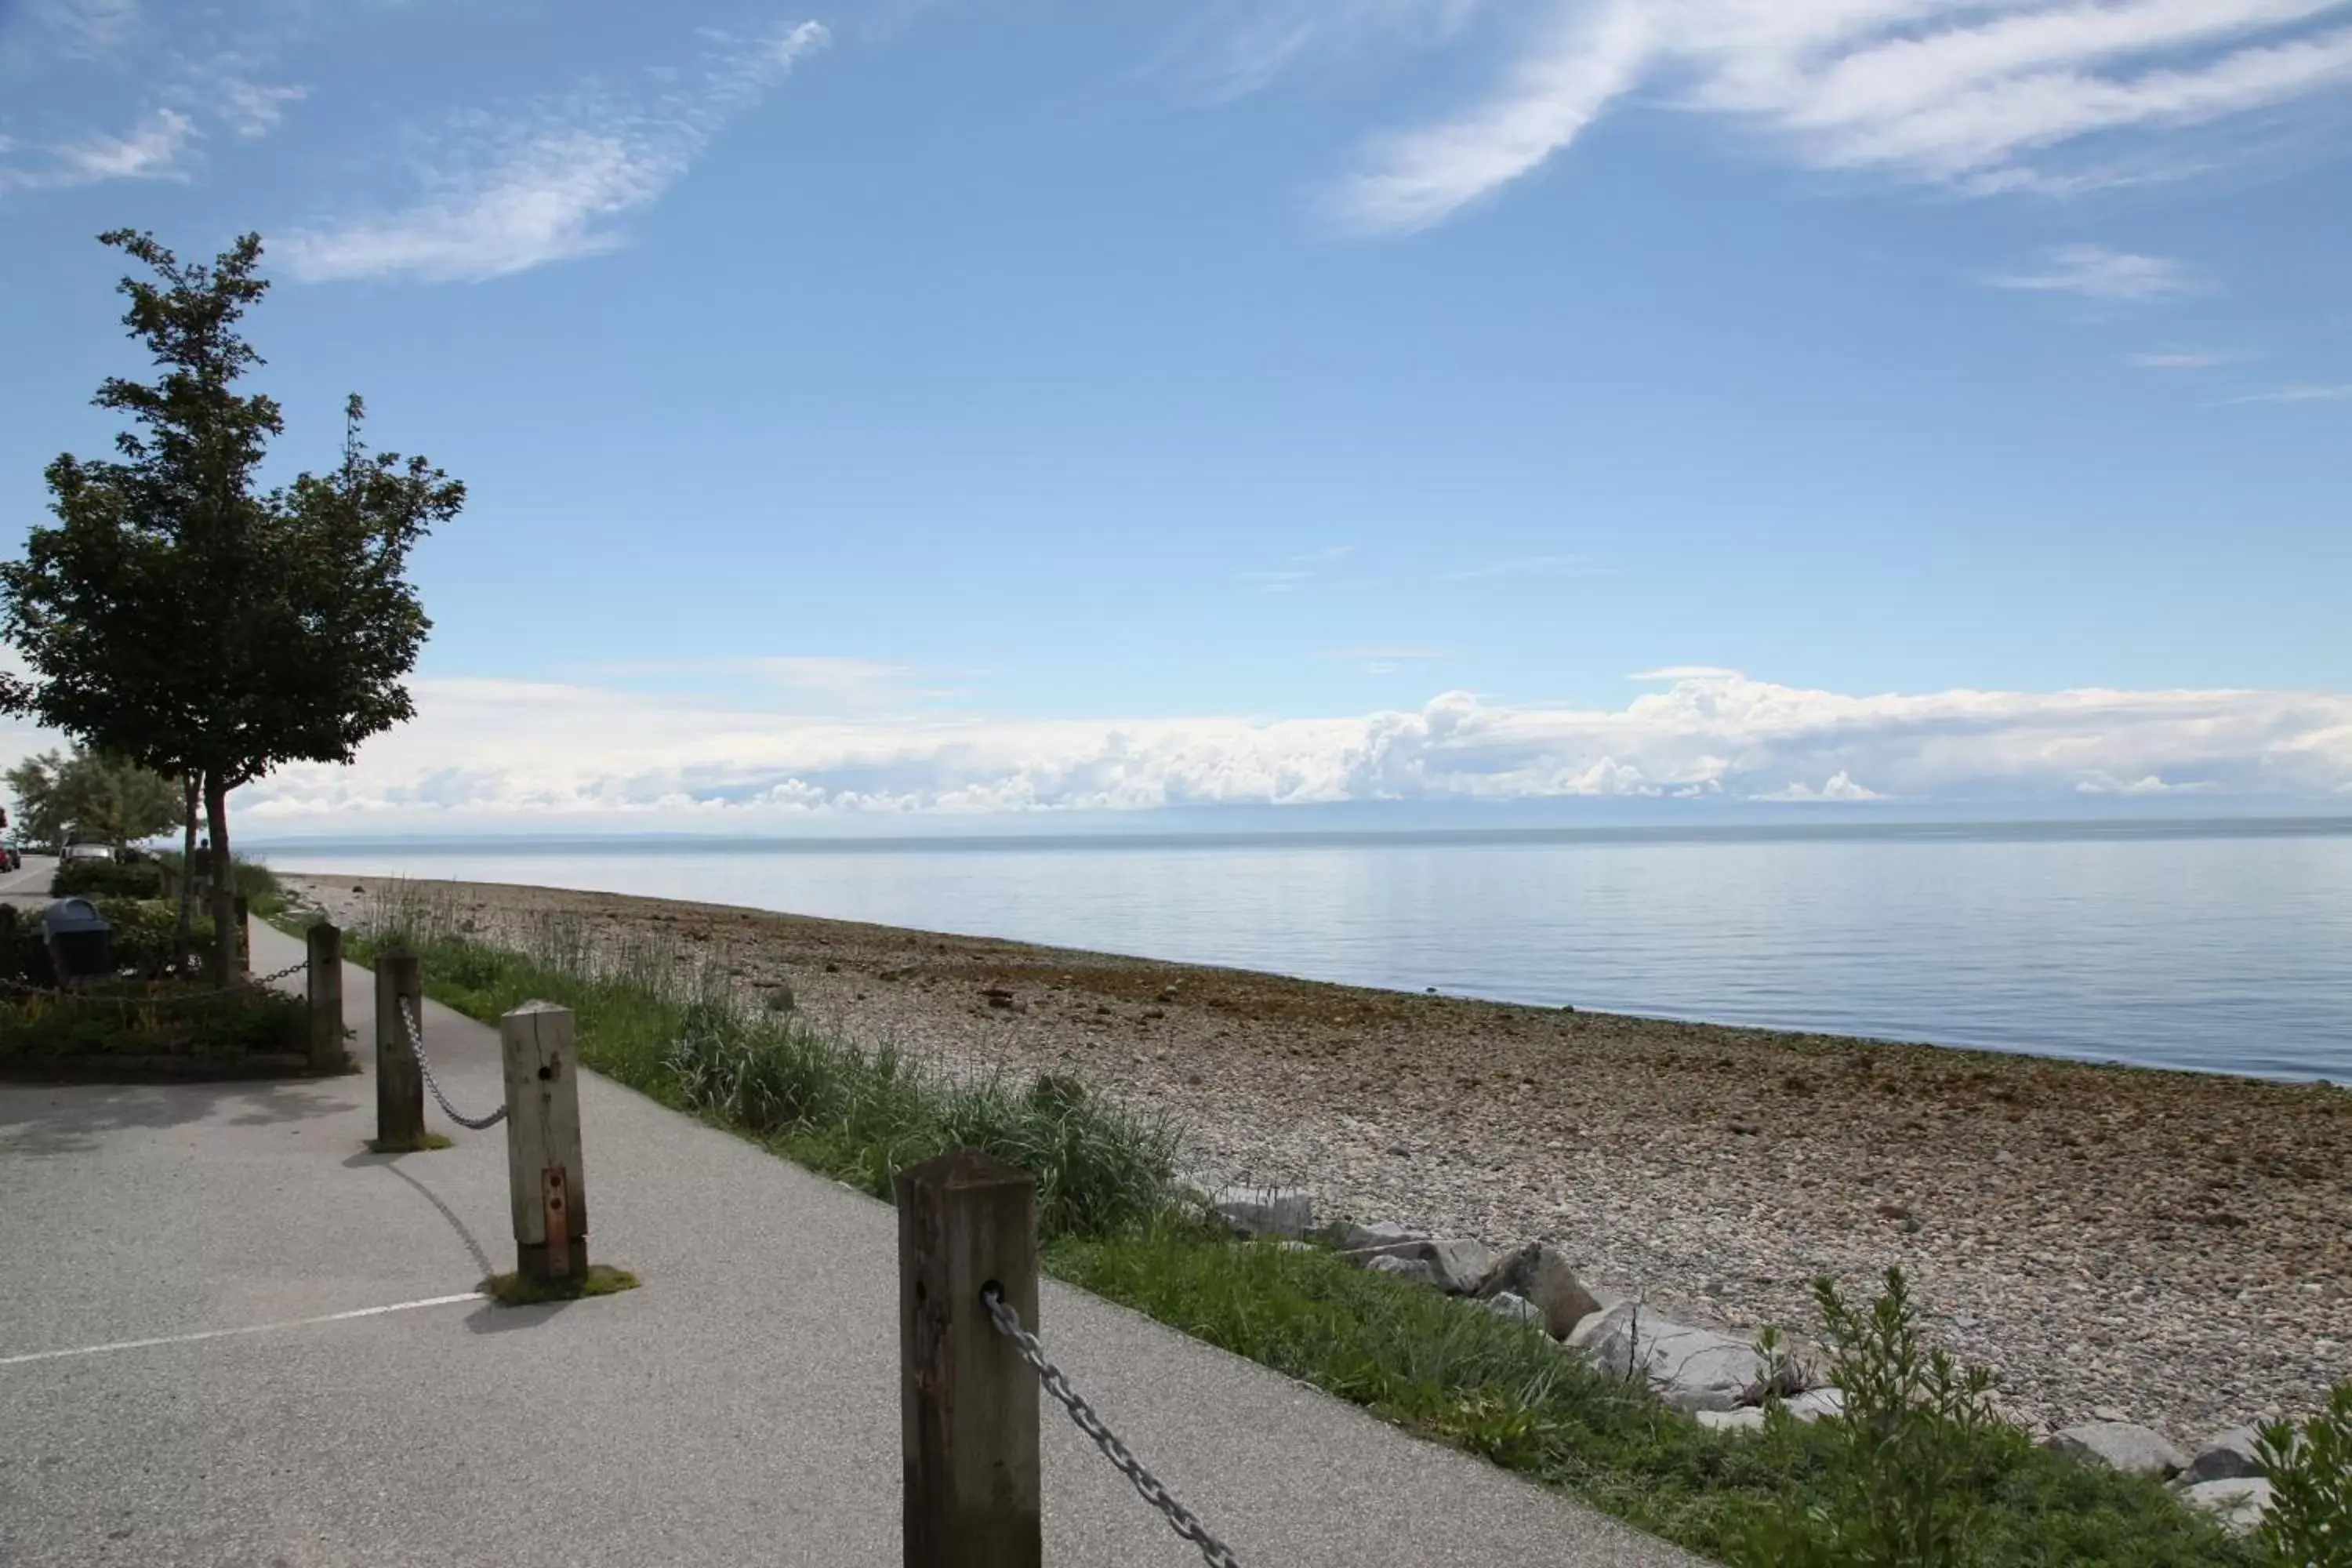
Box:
50;857;163;898
2257;1381;2352;1567
0;982;306;1062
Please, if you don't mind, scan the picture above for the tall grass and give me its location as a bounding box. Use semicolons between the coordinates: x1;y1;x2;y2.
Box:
342;880;1179;1240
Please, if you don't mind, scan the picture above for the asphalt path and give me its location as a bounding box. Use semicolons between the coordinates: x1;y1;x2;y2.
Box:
0;920;1702;1568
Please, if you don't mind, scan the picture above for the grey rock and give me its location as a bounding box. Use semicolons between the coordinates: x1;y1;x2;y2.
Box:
2089;1404;2130;1424
762;982;796;1014
1696;1408;1766;1434
1480;1292;1545;1328
1324;1219;1429;1253
2180;1478;2272;1537
1566;1303;1800;1414
1781;1388;1847;1424
2185;1426;2266;1483
1366;1254;1443;1289
1341;1238;1500;1295
1208;1186;1315;1240
1478;1243;1602;1340
2042;1421;2190;1479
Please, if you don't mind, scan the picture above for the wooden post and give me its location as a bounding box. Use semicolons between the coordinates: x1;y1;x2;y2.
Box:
233;893;250;975
306;922;344;1072
375;952;426;1149
500;1002;585;1283
898;1149;1040;1568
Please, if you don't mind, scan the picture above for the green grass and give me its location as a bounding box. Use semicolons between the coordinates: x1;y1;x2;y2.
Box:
314;883;2258;1567
365;1131;455;1154
1047;1226;2256;1566
479;1264;641;1306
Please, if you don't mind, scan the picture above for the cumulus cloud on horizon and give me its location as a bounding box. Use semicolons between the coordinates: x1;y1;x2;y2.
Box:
3;668;2332;829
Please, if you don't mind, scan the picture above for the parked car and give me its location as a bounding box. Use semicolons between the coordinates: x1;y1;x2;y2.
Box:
0;847;19;873
60;843;115;864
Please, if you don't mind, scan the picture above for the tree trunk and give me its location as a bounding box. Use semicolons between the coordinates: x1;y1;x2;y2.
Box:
173;774;199;976
205;773;236;989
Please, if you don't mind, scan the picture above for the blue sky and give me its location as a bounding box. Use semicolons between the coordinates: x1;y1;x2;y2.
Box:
2;0;2349;830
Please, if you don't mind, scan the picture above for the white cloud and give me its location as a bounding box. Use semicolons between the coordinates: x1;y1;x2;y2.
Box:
0;107;195;193
1755;769;1888;802
1320;1;2352;232
215;78;309;138
16;667;2322;828
2129;350;2230;368
1630;665;1743;681
1444;554;1609;581
1985;244;2201;299
2215;383;2352;404
31;0;140;59
2074;771;2221;795
280;20;828;283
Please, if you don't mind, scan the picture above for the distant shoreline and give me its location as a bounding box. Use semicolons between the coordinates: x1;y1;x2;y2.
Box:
250;810;2352;859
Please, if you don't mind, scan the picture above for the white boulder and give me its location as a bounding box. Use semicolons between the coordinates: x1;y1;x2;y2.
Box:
2042;1421;2189;1479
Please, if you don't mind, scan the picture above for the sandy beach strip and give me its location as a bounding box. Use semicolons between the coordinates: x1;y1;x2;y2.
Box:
285;872;2352;1443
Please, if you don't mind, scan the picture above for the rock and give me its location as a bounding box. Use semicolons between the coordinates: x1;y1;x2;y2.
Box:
2184;1426;2266;1483
1207;1186;1314;1240
762;982;797;1014
1366;1254;1443;1289
1341;1238;1500;1295
2180;1478;2272;1537
1566;1303;1800;1413
1323;1219;1428;1253
1480;1292;1545;1328
981;982;1014;1008
1783;1388;1846;1422
1478;1243;1602;1341
2042;1421;2189;1479
1697;1408;1767;1433
2089;1404;2130;1423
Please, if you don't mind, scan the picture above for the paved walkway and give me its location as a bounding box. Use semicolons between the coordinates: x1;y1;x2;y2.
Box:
0;921;1700;1568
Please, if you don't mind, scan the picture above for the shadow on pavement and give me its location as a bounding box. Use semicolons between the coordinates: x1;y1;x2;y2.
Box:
0;1079;349;1158
463;1300;572;1335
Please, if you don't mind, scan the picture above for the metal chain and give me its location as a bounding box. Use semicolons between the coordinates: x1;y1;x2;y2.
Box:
982;1286;1245;1568
1;959;307;1005
397;996;508;1130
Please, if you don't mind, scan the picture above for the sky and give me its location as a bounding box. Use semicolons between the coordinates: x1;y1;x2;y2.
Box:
1;0;2348;835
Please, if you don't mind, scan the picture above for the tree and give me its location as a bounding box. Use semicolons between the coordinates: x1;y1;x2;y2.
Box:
1;747;180;850
0;230;461;982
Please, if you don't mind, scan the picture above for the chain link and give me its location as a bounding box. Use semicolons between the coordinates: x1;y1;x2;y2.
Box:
982;1286;1244;1568
397;997;508;1130
1;958;307;1005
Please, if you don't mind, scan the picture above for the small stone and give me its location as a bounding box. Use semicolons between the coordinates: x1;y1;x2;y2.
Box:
1875;1201;1913;1221
763;982;796;1014
2089;1404;2129;1423
2184;1426;2266;1483
824;961;840;973
2180;1478;2272;1537
2042;1421;2189;1479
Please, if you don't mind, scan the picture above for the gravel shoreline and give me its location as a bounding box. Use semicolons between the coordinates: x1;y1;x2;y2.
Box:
287;873;2352;1442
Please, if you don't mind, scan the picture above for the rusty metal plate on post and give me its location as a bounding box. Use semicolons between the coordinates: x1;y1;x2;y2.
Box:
543;1166;570;1277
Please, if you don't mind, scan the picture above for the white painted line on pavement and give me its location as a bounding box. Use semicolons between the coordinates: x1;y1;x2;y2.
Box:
0;1292;485;1368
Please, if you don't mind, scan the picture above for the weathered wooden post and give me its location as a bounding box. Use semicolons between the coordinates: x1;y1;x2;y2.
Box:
306;922;343;1072
375;952;426;1148
500;1002;586;1283
898;1149;1040;1568
233;893;250;975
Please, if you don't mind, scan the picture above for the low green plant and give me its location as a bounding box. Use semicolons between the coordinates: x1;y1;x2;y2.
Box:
479;1264;641;1307
2256;1381;2352;1567
0;982;307;1062
50;857;163;898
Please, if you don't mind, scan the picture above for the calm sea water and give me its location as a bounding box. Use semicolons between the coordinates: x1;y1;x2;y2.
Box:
264;820;2352;1082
